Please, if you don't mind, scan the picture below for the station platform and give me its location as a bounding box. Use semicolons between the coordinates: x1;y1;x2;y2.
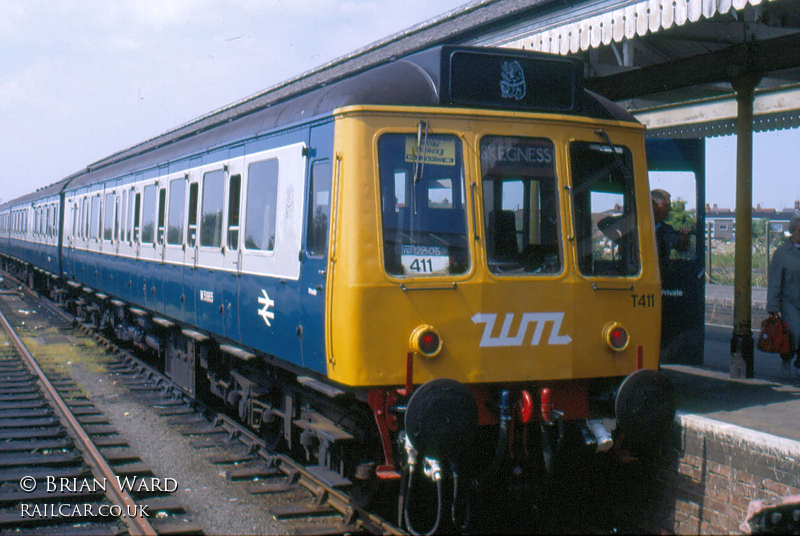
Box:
664;364;800;444
681;283;800;444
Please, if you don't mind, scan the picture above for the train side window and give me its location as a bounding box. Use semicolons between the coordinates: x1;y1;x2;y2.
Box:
157;187;166;245
133;192;141;243
201;170;224;248
378;133;469;276
90;195;101;241
141;184;157;244
103;192;114;242
307;160;331;257
167;178;186;245
227;173;241;250
120;190;128;243
570;141;639;277
480;136;560;275
188;183;199;247
114;197;120;242
82;197;89;239
128;188;136;243
71;202;77;240
244;159;278;251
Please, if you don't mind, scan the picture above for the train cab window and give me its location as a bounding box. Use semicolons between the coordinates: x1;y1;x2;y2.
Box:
307;160;331;257
480;136;560;275
201;170;224;248
142;184;157;244
378;133;468;277
167;178;186;245
570;140;639;276
244;159;278;251
103;193;114;242
227;174;241;250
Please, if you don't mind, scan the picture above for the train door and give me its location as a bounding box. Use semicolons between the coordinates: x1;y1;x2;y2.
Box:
237;143;306;369
221;153;244;341
646;138;706;366
193;163;228;337
163;174;189;321
299;158;332;371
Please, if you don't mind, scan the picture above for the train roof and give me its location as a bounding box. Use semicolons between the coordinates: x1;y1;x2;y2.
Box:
12;46;639;203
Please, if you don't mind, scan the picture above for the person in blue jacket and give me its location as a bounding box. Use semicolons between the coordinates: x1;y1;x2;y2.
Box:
767;215;800;378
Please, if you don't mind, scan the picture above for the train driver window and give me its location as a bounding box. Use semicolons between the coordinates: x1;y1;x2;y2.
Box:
569;140;639;277
307;160;331;257
480;136;561;275
244;159;278;251
378;133;469;276
200;170;224;248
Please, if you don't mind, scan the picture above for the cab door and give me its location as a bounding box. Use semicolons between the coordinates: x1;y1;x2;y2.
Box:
299;158;332;371
646;138;706;366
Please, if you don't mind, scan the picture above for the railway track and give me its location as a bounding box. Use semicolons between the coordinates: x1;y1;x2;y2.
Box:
0;275;405;535
0;289;200;535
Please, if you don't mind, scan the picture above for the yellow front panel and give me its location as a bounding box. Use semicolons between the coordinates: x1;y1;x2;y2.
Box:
326;107;661;387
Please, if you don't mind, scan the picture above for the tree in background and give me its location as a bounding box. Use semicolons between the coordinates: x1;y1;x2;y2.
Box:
666;198;696;231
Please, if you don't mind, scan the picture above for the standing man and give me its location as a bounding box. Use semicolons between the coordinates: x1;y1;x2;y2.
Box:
652;189;689;269
766;215;800;378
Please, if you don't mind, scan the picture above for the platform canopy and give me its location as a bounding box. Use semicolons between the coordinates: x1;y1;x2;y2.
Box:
467;0;800;137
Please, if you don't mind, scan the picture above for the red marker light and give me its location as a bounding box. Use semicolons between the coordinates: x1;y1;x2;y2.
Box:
603;322;629;352
540;387;552;423
409;325;443;358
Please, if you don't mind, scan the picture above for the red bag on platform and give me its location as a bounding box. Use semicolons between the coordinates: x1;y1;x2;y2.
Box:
757;313;791;354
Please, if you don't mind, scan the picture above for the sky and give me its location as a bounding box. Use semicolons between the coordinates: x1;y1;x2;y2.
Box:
2;0;800;212
0;0;469;203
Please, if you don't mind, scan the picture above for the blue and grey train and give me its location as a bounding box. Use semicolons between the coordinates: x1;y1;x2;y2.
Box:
0;46;676;531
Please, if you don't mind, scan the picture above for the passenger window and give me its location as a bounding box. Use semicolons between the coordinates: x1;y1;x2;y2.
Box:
201;170;224;248
127;189;135;243
167;178;186;245
103;193;114;241
133;193;141;243
90;196;101;240
157;188;166;245
480;136;561;275
227;174;241;250
570;140;639;276
245;159;278;251
113;197;120;242
120;190;128;242
187;183;199;247
307;160;331;257
82;197;89;239
141;184;157;244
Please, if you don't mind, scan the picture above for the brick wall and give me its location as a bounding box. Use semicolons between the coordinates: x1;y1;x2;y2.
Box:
545;415;800;534
601;415;800;534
